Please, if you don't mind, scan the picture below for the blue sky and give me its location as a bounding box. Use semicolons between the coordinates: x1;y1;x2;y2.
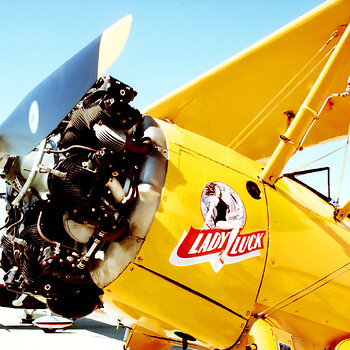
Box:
0;1;324;115
1;0;349;203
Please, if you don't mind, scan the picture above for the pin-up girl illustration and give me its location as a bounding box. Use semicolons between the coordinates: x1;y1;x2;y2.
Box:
201;182;246;264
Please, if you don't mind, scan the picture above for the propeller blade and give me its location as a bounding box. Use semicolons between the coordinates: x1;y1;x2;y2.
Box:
0;15;132;156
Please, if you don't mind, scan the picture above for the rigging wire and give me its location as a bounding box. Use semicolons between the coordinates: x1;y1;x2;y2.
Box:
258;261;350;318
227;31;339;151
290;143;346;173
335;122;350;209
228;49;333;150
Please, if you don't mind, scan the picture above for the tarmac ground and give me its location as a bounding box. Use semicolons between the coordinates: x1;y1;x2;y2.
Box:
0;307;126;350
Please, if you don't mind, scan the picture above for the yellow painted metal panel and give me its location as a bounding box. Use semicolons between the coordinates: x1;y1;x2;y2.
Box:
258;176;350;336
102;122;270;349
156;119;264;176
100;119;350;348
145;0;350;162
134;121;268;320
125;327;173;350
103;263;245;349
248;319;295;350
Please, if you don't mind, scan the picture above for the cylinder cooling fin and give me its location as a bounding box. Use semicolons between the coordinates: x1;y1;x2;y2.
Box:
93;122;126;152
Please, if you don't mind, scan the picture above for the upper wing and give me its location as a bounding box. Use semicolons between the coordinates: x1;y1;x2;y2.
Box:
145;0;350;163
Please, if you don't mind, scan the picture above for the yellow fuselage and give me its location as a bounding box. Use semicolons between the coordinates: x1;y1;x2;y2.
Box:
103;120;350;349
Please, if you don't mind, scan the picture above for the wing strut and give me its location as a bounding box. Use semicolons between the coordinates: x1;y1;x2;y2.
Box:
261;22;350;185
334;199;350;221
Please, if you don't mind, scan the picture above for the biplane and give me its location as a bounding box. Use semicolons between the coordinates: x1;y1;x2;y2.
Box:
0;0;350;349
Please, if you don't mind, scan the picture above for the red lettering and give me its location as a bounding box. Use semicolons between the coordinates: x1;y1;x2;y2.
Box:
176;227;265;260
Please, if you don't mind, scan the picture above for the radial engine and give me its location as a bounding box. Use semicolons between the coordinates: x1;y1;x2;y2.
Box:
0;76;167;319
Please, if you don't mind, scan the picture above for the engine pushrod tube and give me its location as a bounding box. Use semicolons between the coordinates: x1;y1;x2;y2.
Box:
78;231;106;269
